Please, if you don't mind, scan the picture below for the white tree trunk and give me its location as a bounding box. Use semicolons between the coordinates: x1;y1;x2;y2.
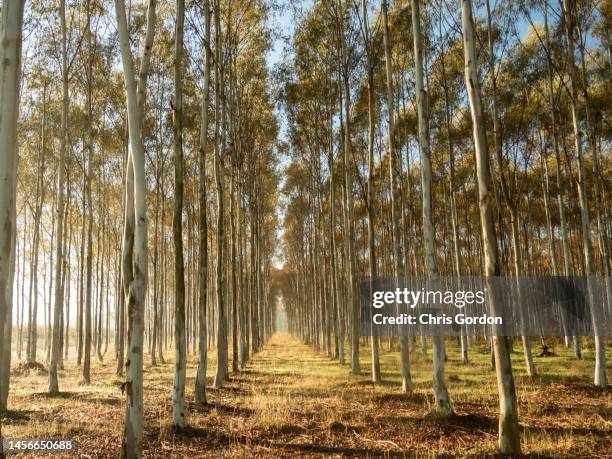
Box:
115;0;155;456
213;2;228;388
461;0;521;454
49;0;68;395
0;0;24;416
561;0;606;388
195;0;211;401
411;0;452;417
172;0;187;428
381;0;411;392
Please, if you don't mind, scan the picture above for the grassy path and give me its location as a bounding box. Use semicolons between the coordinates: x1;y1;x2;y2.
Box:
5;333;611;457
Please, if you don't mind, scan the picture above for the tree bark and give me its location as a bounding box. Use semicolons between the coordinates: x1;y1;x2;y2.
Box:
561;0;606;387
213;0;228;388
461;0;521;454
172;0;188;428
195;0;211;405
0;0;24;416
49;0;69;394
412;0;452;416
115;0;155;456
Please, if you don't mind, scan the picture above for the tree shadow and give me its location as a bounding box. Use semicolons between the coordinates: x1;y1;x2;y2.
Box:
373;412;498;434
30;391;122;407
524;425;610;438
268;442;410;457
208;402;255;418
155;424;412;457
31;391;82;399
372;392;428;404
2;409;35;425
354;379;404;388
209;384;251;396
84;397;122;406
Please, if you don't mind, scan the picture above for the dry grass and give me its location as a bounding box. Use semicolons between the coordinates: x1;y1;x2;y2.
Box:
3;334;611;457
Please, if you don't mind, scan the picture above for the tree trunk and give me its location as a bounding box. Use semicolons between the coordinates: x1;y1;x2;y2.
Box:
461;0;521;454
438;8;466;364
412;0;452;416
27;84;47;365
0;0;24;415
382;0;410;391
213;1;228;388
362;0;380;384
195;0;211;404
49;0;69;394
485;0;536;377
171;0;187;427
561;0;606;387
115;0;155;456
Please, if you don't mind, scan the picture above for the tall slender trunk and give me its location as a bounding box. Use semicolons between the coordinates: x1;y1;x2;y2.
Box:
27;84;47;365
333;10;359;374
172;0;187;427
485;0;536;377
97;217;105;362
115;0;155;456
412;0;452;415
83;0;96;382
0;0;24;416
213;0;228;387
77;146;86;365
49;0;69;394
438;8;466;363
195;0;211;403
382;0;410;391
561;0;606;387
543;4;579;354
359;0;380;384
461;1;521;454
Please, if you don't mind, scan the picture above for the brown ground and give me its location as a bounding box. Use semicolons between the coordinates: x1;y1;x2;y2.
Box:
4;333;611;457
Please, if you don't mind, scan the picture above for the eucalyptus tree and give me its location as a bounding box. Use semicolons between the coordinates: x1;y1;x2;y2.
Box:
27;80;48;366
213;0;228;389
0;0;25;414
355;0;380;383
82;0;96;385
115;0;157;455
411;0;452;416
382;0;412;392
49;0;70;394
484;0;536;377
333;0;360;375
561;0;606;388
172;0;188;427
195;0;212;406
461;0;520;454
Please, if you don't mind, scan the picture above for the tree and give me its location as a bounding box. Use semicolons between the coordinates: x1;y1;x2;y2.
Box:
356;0;380;384
213;0;228;388
411;0;452;416
382;0;411;392
460;0;520;454
485;0;536;377
561;0;606;388
115;0;156;455
49;0;69;394
171;0;187;428
0;0;24;415
195;0;211;405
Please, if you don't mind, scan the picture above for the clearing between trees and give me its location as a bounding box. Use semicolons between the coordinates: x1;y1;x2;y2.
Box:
6;333;611;457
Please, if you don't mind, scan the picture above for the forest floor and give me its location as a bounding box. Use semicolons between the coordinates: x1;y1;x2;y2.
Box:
4;333;611;457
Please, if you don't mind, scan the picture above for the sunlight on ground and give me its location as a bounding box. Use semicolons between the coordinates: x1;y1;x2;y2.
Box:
4;333;611;457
